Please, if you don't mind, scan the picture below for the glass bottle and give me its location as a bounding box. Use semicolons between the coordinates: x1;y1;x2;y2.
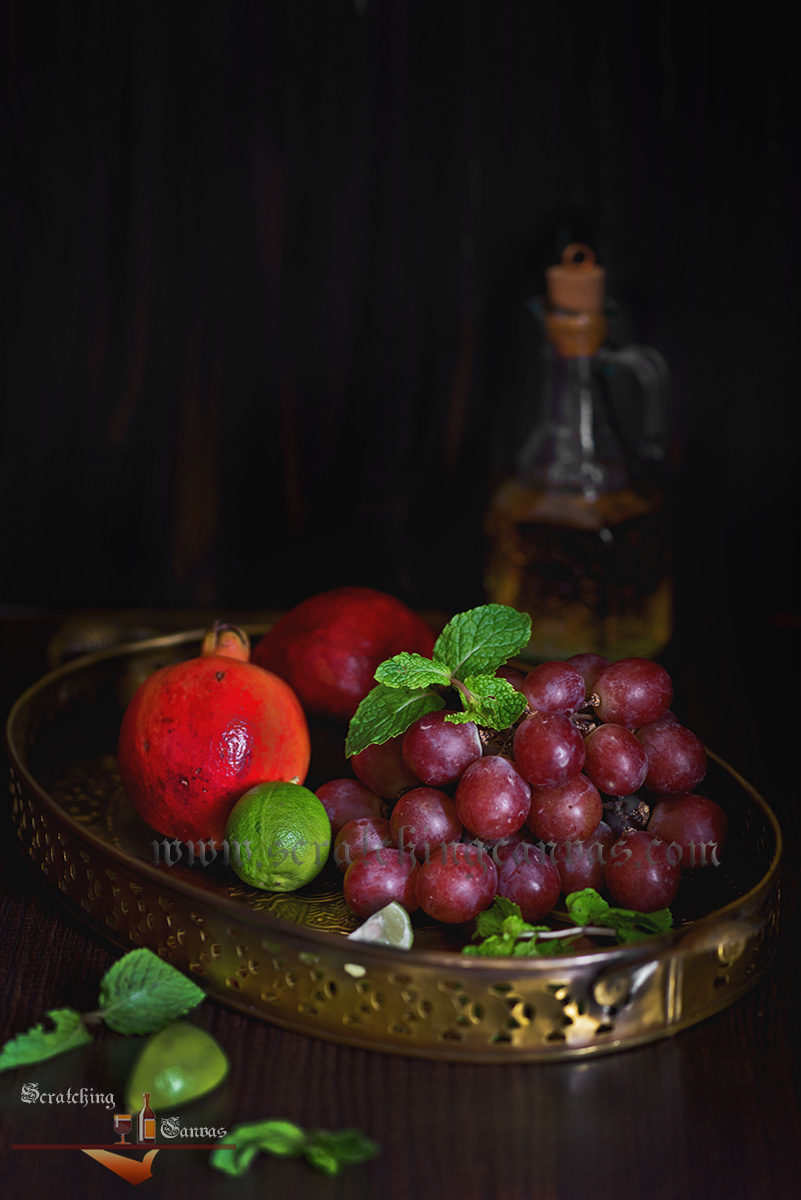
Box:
484;244;672;662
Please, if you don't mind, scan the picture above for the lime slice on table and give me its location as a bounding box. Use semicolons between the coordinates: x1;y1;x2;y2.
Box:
347;902;413;950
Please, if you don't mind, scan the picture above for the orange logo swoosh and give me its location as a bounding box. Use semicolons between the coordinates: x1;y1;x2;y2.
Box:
81;1148;160;1184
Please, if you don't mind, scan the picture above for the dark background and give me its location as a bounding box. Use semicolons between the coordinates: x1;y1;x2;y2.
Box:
2;0;798;625
2;7;800;1197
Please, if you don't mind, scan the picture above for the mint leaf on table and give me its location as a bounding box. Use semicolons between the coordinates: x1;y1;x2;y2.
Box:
345;684;444;756
445;673;528;728
433;604;532;680
374;653;452;690
0;1008;92;1073
565;888;673;943
210;1121;379;1178
211;1120;307;1176
304;1130;380;1175
97;948;205;1035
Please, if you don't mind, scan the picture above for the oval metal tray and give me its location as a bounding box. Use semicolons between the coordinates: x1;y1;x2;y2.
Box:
6;630;782;1062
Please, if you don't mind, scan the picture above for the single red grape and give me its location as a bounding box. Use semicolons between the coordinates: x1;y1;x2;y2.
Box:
343;847;419;918
334;817;393;872
414;843;498;924
496;851;561;922
527;773;603;843
513;712;585;788
583;723;648;796
648;795;728;868
316;778;384;832
351;735;421;798
389;787;463;860
522;661;586;715
637;721;707;795
402;711;482;787
566;652;610;691
594;658;673;727
455;755;531;841
495;665;526;693
603;830;681;911
482;828;531;866
552;821;615;894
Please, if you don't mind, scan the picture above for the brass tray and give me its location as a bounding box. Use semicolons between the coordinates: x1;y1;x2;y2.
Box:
6;631;782;1062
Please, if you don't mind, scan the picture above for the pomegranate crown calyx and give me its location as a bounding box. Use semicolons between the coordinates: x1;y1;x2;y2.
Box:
201;621;251;663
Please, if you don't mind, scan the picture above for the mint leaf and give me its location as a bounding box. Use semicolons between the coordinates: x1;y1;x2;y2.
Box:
474;895;521;938
210;1123;378;1178
98;948;205;1035
445;673;528;729
0;1008;91;1073
210;1120;306;1176
310;1129;380;1166
374;653;452;690
209;1142;262;1177
565;888;612;928
305;1130;380;1175
433;604;532;680
255;1121;308;1157
345;684;444;757
607;907;673;941
565;888;672;941
462;934;516;957
513;932;576;956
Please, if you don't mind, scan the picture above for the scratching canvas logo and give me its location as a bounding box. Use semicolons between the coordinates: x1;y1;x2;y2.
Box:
14;1084;230;1185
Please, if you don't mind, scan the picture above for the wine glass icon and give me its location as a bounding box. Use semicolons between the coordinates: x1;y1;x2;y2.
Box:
113;1112;133;1145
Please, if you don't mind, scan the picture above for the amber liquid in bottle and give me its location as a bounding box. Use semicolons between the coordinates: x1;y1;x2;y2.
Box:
484;272;672;663
485;479;672;662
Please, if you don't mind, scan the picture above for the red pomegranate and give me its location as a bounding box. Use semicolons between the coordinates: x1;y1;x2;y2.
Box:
251;587;436;721
117;624;310;843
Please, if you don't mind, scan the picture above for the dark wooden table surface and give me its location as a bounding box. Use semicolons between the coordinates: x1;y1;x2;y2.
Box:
2;609;800;1200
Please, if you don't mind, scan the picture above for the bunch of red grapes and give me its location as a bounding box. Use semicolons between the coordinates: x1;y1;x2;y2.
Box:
316;654;729;931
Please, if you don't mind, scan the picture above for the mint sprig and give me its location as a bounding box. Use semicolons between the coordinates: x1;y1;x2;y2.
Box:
565;888;673;943
346;603;532;756
210;1120;380;1178
463;890;673;958
463;898;578;957
0;948;205;1072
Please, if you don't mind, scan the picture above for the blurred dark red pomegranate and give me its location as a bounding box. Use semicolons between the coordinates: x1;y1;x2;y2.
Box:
252;587;436;721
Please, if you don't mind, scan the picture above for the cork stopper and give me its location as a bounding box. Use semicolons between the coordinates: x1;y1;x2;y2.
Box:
546;244;606;313
544;244;607;356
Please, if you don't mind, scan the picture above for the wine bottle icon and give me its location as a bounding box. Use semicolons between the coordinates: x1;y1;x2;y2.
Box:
135;1092;157;1144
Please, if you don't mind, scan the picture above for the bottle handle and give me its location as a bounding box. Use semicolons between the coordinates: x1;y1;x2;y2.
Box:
599;343;670;462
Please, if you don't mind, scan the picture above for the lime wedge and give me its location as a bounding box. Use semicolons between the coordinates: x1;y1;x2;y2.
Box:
346;902;413;950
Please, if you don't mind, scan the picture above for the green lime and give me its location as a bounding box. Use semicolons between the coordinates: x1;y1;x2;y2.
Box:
125;1021;229;1111
346;902;413;949
225;781;332;891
